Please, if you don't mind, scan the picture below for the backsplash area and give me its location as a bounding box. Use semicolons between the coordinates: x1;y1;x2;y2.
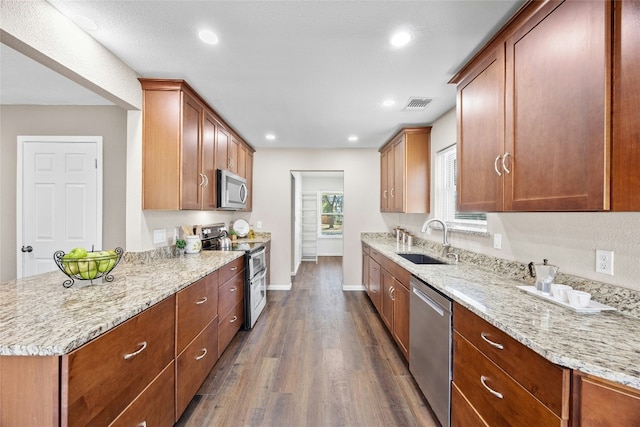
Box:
363;232;640;319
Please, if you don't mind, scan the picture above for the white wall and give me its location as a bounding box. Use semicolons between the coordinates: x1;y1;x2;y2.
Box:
388;108;640;292
250;149;387;289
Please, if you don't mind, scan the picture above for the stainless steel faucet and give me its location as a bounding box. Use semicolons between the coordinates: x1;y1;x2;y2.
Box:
421;218;450;254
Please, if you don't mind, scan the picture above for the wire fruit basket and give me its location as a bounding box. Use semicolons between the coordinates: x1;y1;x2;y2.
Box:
53;247;124;288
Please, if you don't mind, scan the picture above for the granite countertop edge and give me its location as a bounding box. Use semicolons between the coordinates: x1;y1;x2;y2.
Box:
362;235;640;391
0;250;246;357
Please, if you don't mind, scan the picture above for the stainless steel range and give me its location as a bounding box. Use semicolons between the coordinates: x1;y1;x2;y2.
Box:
199;223;267;329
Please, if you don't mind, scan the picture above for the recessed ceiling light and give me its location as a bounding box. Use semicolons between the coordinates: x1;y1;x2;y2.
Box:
199;30;219;45
390;31;411;47
348;135;358;142
382;99;396;107
265;133;276;141
70;15;98;31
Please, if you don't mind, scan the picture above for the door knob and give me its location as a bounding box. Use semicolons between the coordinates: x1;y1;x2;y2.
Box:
21;245;33;253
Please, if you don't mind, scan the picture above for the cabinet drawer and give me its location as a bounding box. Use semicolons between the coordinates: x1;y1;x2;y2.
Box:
177;272;218;353
109;361;175;427
219;271;244;319
219;257;244;284
362;242;370;254
452;382;488;427
369;248;410;287
218;301;243;358
453;332;563;427
454;303;568;416
61;296;175;427
176;318;219;419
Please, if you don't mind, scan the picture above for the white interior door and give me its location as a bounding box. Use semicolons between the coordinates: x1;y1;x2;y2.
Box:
17;136;102;278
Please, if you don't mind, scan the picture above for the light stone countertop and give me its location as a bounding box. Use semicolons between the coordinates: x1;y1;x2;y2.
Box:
362;234;640;391
0;250;244;356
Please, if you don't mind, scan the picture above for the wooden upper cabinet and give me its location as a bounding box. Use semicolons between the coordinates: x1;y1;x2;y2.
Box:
504;0;610;211
612;0;640;210
379;127;431;213
456;46;505;212
141;78;254;211
453;0;613;212
244;151;254;211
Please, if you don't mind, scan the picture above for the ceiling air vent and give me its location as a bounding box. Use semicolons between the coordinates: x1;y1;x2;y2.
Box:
403;97;432;111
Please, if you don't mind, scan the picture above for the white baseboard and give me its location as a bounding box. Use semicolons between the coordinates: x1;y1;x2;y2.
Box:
268;283;292;291
342;284;366;291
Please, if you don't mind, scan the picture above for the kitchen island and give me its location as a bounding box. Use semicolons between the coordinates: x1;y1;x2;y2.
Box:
0;249;245;426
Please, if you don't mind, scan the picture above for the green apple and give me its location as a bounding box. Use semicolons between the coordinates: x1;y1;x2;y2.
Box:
78;258;97;279
68;247;88;258
61;254;80;275
97;251;116;272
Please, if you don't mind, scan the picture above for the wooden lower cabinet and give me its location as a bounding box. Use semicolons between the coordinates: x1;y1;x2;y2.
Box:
572;371;640;426
61;296;176;427
218;301;244;358
381;269;395;331
453;303;570;426
452;382;488;427
176;318;219;418
368;257;382;312
392;282;410;359
110;361;176;427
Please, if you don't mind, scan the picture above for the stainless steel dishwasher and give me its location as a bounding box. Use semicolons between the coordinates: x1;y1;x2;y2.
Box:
409;275;452;427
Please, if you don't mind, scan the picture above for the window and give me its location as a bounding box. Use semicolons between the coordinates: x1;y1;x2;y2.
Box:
318;191;343;237
437;145;487;230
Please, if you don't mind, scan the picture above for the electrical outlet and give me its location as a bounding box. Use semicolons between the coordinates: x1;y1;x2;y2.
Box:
256;221;262;229
153;229;167;245
493;233;502;250
595;249;614;275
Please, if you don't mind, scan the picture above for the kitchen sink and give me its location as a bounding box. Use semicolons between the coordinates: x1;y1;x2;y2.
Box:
397;253;447;265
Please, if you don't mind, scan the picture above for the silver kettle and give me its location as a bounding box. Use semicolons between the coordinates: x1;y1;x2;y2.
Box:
218;230;232;250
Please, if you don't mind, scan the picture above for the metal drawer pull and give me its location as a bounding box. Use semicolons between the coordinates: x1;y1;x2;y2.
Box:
230;287;237;292
481;332;504;350
502;152;511;174
138;422;147;427
494;155;502;176
195;297;208;305
230;316;238;323
195;348;208;361
481;375;503;399
124;341;147;360
390;188;395;198
230;266;237;271
383;190;387;199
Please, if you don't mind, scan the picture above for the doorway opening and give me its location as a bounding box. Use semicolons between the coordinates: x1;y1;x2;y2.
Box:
290;171;344;282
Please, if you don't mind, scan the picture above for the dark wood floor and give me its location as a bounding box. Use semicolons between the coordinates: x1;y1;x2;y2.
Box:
176;256;438;426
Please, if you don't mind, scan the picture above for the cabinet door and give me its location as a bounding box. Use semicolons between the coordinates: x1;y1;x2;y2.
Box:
380;269;394;331
457;46;505;212
380;148;390;211
229;137;240;174
572;371;640;425
392;283;410;361
245;150;253;211
392;137;405;212
612;0;640;211
216;125;230;171
237;143;247;178
368;258;382;313
504;0;610;211
202;110;217;210
362;250;370;290
180;92;204;210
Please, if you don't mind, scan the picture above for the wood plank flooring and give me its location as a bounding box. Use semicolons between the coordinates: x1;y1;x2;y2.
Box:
176;256;438;427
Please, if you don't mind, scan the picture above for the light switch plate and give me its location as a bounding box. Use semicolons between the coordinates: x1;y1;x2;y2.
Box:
256;221;262;229
153;229;167;245
493;233;502;250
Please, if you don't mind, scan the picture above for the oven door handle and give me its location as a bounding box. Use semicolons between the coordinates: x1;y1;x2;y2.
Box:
251;268;268;282
251;247;266;257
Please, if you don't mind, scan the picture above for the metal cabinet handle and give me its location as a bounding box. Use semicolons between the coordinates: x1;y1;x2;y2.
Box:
230;266;238;271
481;375;504;399
390;286;395;301
230;287;237;292
195;348;208;361
195;297;208;305
124;341;147;360
199;173;205;187
138;422;147;427
502;152;511;174
390;188;395;198
383;190;387;199
21;245;33;253
230;316;238;323
203;174;209;187
481;332;504;350
494;155;502;176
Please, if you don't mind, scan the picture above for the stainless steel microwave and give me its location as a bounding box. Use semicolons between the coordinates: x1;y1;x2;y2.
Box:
216;169;248;210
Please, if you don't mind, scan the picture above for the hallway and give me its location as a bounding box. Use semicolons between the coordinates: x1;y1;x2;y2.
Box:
176;256;438;426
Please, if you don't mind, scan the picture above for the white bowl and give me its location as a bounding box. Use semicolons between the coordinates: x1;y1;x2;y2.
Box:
566;290;591;308
550;284;573;302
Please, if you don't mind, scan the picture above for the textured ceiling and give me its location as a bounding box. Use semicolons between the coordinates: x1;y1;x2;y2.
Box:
3;1;523;149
